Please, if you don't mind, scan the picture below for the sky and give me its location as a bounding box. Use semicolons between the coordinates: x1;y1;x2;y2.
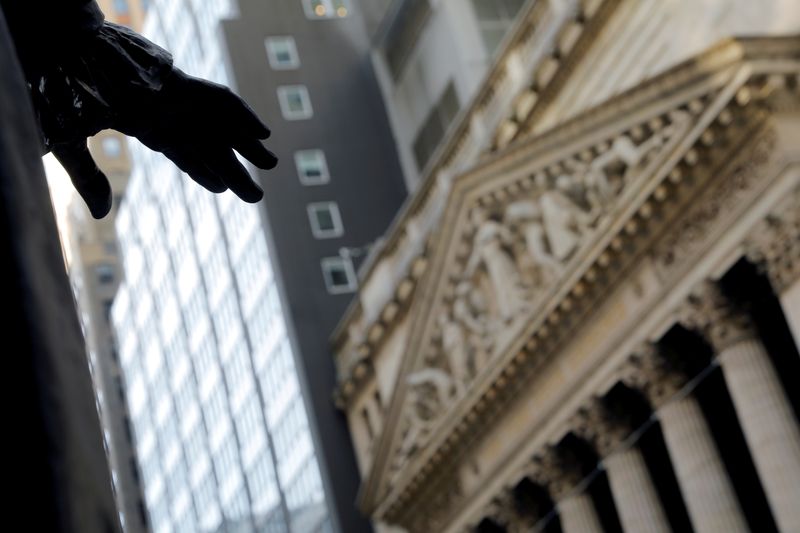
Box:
43;153;75;264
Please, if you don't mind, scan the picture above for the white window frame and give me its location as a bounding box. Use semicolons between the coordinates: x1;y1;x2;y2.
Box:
321;256;357;294
303;0;350;19
307;202;344;239
265;36;300;70
294;150;330;185
277;85;313;121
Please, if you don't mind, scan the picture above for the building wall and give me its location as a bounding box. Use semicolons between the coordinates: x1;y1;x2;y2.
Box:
220;1;408;531
365;0;526;189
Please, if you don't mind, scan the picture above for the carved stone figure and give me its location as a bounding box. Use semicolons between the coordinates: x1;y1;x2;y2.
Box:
395;368;455;465
438;312;470;396
465;207;528;322
540;180;592;262
453;281;493;375
504;199;563;286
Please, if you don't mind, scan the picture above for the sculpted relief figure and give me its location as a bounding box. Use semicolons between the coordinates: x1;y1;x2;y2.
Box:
540;178;592;262
394;368;455;468
465;207;529;322
505;199;563;287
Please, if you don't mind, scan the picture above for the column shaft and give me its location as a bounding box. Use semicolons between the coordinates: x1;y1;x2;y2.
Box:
604;447;670;533
557;492;604;533
719;338;800;532
659;395;748;533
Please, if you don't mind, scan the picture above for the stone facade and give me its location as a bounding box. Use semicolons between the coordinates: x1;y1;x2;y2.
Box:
332;1;800;531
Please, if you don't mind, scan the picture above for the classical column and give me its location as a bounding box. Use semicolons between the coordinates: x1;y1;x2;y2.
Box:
685;282;800;532
530;447;603;533
574;399;670;533
625;345;748;533
746;202;800;350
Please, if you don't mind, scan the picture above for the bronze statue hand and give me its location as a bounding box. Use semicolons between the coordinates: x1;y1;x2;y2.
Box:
28;22;277;219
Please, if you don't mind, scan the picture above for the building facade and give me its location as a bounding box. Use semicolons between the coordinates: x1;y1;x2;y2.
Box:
332;1;800;531
220;1;407;532
111;1;332;532
65;1;151;531
362;0;528;189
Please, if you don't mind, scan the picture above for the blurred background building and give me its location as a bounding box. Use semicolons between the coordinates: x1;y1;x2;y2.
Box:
332;0;800;532
64;2;151;532
104;0;405;532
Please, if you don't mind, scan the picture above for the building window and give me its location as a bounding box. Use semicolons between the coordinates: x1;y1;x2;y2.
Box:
412;82;460;171
381;0;432;80
294;150;330;185
321;256;357;294
471;0;527;54
96;263;115;284
265;36;300;70
277;85;313;120
303;0;349;19
307;202;344;239
102;136;123;158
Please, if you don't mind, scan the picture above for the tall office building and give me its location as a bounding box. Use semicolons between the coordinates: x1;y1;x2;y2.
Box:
220;1;406;532
111;0;405;532
64;2;151;531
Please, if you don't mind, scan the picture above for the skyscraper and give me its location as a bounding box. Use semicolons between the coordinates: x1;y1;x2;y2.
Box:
64;1;152;531
111;0;406;531
220;1;406;531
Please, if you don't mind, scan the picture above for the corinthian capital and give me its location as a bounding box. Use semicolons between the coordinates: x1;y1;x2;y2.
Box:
621;343;688;408
572;398;633;457
745;199;800;293
529;446;586;502
681;281;757;351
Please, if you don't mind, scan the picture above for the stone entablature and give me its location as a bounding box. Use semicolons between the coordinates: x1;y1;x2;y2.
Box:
348;38;800;531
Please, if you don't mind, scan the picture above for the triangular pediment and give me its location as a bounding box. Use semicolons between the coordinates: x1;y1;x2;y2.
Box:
362;38;796;520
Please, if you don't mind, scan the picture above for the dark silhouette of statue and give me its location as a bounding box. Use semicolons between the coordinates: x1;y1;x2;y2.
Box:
1;0;278;219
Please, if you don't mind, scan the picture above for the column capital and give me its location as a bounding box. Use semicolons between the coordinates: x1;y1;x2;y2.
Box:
622;343;688;408
529;447;585;501
572;398;633;457
681;281;757;351
481;489;532;533
745;200;800;293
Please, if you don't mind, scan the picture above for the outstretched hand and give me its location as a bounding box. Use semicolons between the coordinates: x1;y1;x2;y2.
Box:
32;23;277;219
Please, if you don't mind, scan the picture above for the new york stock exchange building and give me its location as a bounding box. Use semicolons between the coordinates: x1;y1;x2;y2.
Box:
332;1;800;531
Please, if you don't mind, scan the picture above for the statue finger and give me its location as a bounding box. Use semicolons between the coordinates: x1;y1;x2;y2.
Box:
232;138;278;170
52;141;112;219
205;148;264;203
159;145;229;194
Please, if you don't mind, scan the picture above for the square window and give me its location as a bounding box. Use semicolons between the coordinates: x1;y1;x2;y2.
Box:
294;150;330;185
277;86;313;120
321;257;357;294
96;263;116;284
265;37;300;70
303;0;350;19
307;202;343;239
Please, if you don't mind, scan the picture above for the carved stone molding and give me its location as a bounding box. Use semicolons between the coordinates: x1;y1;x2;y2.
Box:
682;281;758;352
622;344;690;408
654;125;778;280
